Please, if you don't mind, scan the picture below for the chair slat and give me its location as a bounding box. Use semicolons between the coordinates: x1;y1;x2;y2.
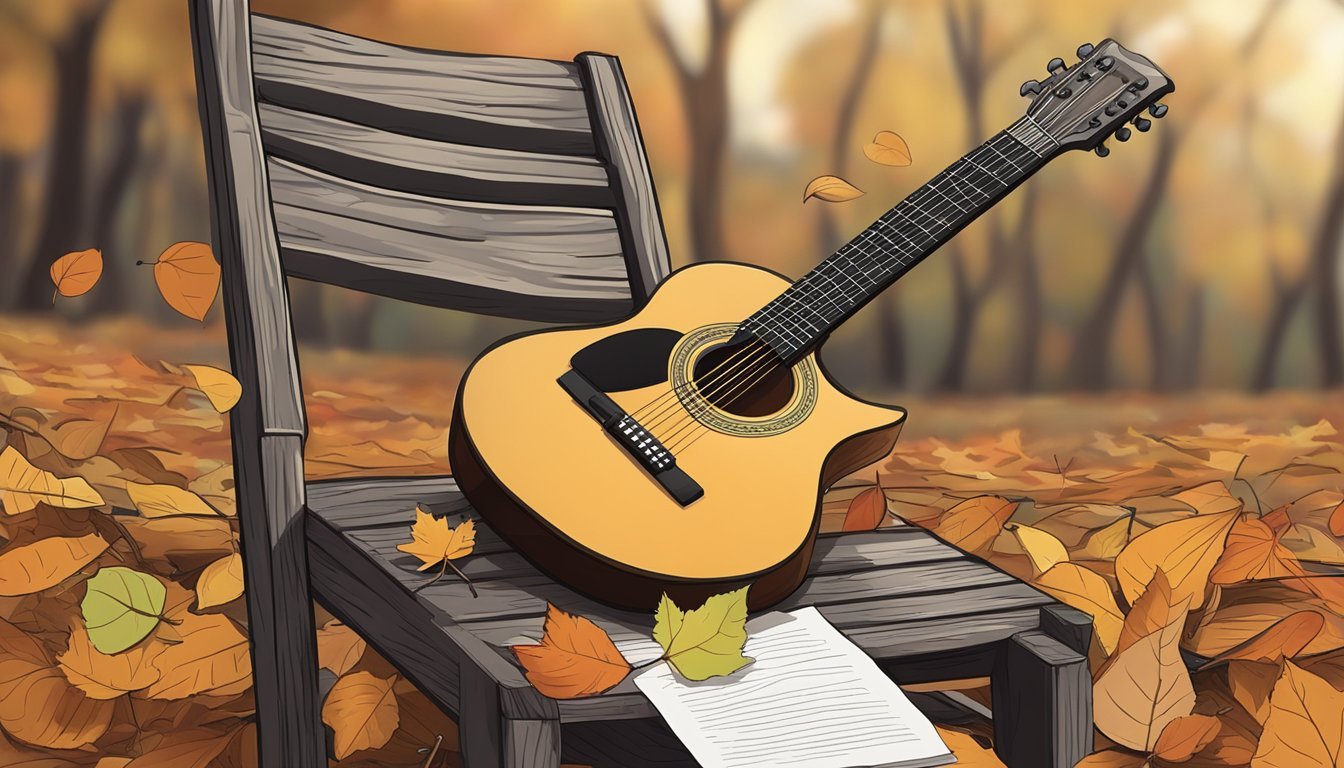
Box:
258;103;614;208
251;15;595;155
268;159;635;321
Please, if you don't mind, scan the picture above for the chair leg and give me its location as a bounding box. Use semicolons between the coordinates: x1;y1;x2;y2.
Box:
460;664;562;768
991;630;1091;768
504;719;562;768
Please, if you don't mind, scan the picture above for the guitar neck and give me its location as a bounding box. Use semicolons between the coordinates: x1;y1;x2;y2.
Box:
740;117;1058;364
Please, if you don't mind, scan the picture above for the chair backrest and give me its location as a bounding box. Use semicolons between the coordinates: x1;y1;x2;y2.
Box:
189;2;671;761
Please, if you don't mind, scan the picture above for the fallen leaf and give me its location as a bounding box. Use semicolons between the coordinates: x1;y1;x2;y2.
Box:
0;445;105;514
1210;518;1302;585
117;516;235;566
512;604;630;699
57;618;162;699
321;671;399;760
932;727;1000;766
1228;660;1279;724
931;496;1017;556
1172;481;1243;516
803;175;864;203
1330;501;1343;537
142;612;251;699
1034;563;1124;655
395;506;475;571
1115;509;1238;609
50;248;103;300
0;533;108;596
653;587;752;681
1198;611;1326;667
1080;516;1132;560
1074;749;1146;766
195;552;244;609
1114;570;1189;660
863;130;913;167
1152;713;1221;762
123;726;237;768
1008;523;1068;576
842;486;887;531
1251;661;1344;767
47;411;115;461
182;364;241;413
126;481;223;518
0;618;113;749
152;242;220;322
1187;591;1344;658
317;620;367;677
81;567;166;654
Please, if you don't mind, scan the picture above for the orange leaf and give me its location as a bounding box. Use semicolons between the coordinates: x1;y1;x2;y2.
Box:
1114;570;1190;659
0;618;112;749
1210;518;1303;585
1330;501;1344;537
49;248;103;301
317;620;367;677
1074;749;1146;767
1197;610;1325;668
803;175;864;203
322;671;399;760
1252;661;1344;767
141;613;251;699
152;241;220;322
56;618;163;699
123;727;238;768
1115;508;1238;609
1152;713;1221;762
842;486;886;532
932;496;1017;556
395;506;475;571
1227;659;1279;724
0;533;108;596
863;130;913;167
512;604;631;699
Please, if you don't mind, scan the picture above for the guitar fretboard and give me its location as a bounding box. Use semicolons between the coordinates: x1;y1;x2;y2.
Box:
740;117;1057;363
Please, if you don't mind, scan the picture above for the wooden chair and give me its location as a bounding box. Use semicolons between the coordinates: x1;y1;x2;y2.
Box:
189;2;1094;766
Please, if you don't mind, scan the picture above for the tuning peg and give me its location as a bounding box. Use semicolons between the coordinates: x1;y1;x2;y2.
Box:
1094;143;1110;158
1076;42;1095;58
1115;126;1132;142
1149;103;1169;118
1047;57;1068;75
1096;56;1115;71
1020;79;1043;97
1134;116;1152;132
1104;104;1120;117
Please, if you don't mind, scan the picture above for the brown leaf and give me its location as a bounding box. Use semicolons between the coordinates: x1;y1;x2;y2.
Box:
317;620;367;677
321;671;399;760
152;242;220;322
802;175;864;203
1152;713;1221;762
512;604;631;699
50;248;103;300
1330;501;1344;537
1187;590;1344;658
862;130;913;167
123;726;238;768
1198;610;1325;668
118;516;235;568
0;533;109;596
1115;508;1238;609
56;618;163;700
1228;659;1279;724
931;496;1017;556
1251;661;1344;766
0;618;113;749
141;613;251;699
841;486;886;532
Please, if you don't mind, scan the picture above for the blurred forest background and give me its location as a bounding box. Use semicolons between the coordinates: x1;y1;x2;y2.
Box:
0;0;1342;397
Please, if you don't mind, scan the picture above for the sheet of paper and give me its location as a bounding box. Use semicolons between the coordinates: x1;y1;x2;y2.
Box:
627;606;956;768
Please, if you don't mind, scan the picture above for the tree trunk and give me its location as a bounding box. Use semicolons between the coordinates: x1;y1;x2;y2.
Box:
0;152;19;308
1251;275;1308;391
16;2;111;311
935;247;974;390
1310;121;1344;387
1173;282;1205;390
88;97;149;315
1137;251;1170;390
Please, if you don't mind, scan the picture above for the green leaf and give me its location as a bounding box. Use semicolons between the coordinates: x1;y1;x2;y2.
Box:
652;586;752;681
81;567;166;654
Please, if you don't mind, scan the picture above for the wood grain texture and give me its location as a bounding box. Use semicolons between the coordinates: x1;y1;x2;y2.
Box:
250;14;595;155
503;719;562;768
991;630;1092;768
1040;603;1095;656
459;662;503;768
258;103;615;207
576;54;671;303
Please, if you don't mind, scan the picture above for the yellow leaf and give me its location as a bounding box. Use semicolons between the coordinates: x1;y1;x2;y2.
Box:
0;445;105;515
1251;661;1344;766
1172;481;1243;516
395;506;475;571
195;553;244;609
56;619;163;700
317;620;367;677
141;613;251;699
842;486;886;532
1152;713;1221;762
863;130;913;167
1034;563;1124;655
321;671;399;760
512;604;631;699
152;242;220;322
1080;516;1132;560
803;174;864;203
126;480;225;518
653;587;751;681
1008;523;1068;576
1115;509;1238;609
50;248;103;300
932;496;1018;556
0;533;108;596
183;364;241;413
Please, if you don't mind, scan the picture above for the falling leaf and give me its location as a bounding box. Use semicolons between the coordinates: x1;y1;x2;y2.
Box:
195;553;244;609
81;567;167;654
1251;661;1344;767
653;587;751;681
1115;509;1238;609
1034;563;1124;655
152;242;220;322
512;604;631;699
0;445;105;515
395;506;475;571
1228;660;1279;724
863;130;913;167
842;486;887;531
49;248;103;301
1008;523;1069;576
0;533;108;596
0;618;113;750
1210;518;1302;585
1152;713;1221;762
317;620;367;677
57;618;163;700
321;671;400;760
803;175;864;203
931;496;1018;556
182;364;241;413
126;481;224;518
141;612;251;699
1198;611;1326;668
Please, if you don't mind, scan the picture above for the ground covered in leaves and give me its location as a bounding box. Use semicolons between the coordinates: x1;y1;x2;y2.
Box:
0;316;1342;767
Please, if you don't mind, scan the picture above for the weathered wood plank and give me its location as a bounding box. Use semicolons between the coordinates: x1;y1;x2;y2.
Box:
459;663;504;767
561;720;696;768
1040;603;1094;657
991;630;1091;768
306;475;466;530
504;719;562;768
577;53;671;303
250;14;595;155
259;104;615;207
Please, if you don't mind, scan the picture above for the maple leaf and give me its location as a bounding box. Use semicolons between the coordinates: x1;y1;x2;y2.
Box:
653;587;752;681
512;604;631;699
395;506;477;597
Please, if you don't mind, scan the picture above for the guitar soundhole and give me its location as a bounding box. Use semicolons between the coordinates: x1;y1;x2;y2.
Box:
691;341;795;417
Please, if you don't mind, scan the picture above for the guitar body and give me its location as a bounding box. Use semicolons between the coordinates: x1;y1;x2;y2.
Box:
450;263;906;611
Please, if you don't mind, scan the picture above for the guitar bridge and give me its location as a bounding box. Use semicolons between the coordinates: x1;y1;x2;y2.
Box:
558;370;704;506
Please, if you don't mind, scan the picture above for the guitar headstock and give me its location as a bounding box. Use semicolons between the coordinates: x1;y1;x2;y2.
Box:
1020;39;1175;157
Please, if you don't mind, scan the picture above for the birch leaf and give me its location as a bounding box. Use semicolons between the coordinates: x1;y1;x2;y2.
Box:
653;587;751;681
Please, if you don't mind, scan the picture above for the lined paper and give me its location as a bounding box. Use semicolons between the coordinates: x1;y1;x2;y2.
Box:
628;607;955;768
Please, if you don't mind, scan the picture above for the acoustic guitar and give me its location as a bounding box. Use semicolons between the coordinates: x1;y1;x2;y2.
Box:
451;40;1174;611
